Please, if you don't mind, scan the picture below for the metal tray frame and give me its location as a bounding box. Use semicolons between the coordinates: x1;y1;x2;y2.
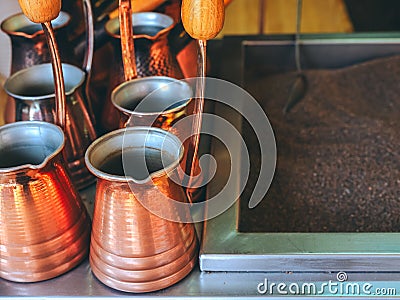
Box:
200;33;400;272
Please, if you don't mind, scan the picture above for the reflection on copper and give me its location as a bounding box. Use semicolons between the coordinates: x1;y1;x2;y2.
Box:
0;11;72;75
0;121;91;283
85;127;198;293
41;21;66;129
111;76;205;203
101;12;183;131
4;63;97;190
119;0;137;81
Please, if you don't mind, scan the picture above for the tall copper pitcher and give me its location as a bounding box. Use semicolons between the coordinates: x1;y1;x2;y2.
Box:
1;11;73;74
101;12;184;131
4;63;97;190
0;121;91;282
85;127;198;292
1;0;95;127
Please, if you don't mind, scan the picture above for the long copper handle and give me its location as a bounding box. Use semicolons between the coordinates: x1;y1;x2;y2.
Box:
42;21;66;128
181;0;225;202
82;0;94;75
119;0;137;81
18;0;66;129
184;39;206;198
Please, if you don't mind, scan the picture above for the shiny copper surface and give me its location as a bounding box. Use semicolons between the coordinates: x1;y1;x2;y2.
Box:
119;0;137;81
111;76;205;203
0;121;91;283
4;63;97;190
1;5;96;129
41;21;66;129
185;40;207;204
0;12;73;75
85;127;198;293
101;12;183;132
89;245;197;293
89;223;195;269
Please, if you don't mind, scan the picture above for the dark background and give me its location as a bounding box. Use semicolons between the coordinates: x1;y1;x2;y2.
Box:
345;0;400;31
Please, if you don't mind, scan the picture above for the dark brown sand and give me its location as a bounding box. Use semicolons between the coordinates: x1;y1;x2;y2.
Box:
239;55;400;232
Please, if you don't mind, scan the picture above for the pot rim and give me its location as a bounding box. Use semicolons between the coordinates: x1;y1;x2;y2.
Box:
4;63;86;102
0;121;65;173
1;11;71;39
111;76;193;117
105;12;174;41
85;126;184;183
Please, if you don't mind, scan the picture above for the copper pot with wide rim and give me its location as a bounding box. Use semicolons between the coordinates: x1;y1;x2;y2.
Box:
85;126;198;293
111;76;205;202
3;63;97;190
0;121;91;283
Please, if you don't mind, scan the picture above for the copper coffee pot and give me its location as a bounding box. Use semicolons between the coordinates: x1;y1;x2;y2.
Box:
4;63;97;190
101;12;184;132
110;76;205;202
0;121;91;282
7;0;97;189
0;0;91;283
111;76;191;131
85;127;197;292
2;0;95;127
1;11;73;74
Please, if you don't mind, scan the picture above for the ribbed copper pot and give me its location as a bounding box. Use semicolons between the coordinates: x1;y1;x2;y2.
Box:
4;63;97;190
0;121;91;283
85;127;198;293
111;76;205;202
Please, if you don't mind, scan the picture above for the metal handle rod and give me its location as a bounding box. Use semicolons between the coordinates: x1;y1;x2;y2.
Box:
42;21;66;129
119;0;137;81
82;0;94;74
185;39;207;202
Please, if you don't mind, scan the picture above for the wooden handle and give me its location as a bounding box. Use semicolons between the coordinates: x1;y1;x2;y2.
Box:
18;0;61;23
181;0;225;40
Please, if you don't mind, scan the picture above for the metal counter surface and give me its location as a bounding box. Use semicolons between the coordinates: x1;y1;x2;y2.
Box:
4;260;400;298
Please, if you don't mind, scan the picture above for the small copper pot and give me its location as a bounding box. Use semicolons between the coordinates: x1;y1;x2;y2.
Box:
85;127;198;293
0;121;91;282
4;63;97;190
111;76;205;202
111;76;191;132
